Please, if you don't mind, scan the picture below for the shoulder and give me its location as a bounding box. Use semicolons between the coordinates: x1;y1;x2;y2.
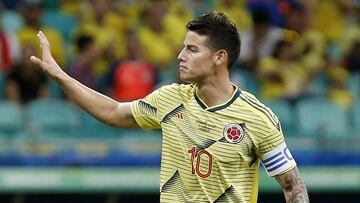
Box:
239;90;258;100
148;83;194;113
238;90;280;128
157;83;194;96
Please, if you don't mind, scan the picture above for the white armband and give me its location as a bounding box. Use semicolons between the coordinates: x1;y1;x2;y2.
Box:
260;142;297;177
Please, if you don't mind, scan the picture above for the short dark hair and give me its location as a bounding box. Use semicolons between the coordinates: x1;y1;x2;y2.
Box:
186;11;241;69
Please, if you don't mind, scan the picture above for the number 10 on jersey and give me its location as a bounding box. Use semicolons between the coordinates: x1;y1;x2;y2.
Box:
188;147;213;178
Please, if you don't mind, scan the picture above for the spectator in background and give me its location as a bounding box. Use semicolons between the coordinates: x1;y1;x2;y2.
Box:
167;0;193;27
257;40;307;103
74;0;130;78
247;0;297;28
137;0;179;70
288;1;326;76
147;0;194;83
214;0;252;31
0;3;20;72
239;6;283;73
340;7;360;75
5;43;48;104
68;34;97;90
343;40;360;74
110;30;157;102
282;2;328;98
139;0;189;71
17;0;65;67
59;0;83;18
327;66;355;110
164;0;193;50
312;0;345;44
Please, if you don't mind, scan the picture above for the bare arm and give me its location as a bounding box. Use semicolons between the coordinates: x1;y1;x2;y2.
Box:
30;31;138;128
275;167;310;203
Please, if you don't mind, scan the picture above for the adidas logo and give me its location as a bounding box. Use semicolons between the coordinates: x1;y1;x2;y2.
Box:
175;113;184;120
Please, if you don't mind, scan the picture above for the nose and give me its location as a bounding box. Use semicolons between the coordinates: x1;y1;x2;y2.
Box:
177;47;185;62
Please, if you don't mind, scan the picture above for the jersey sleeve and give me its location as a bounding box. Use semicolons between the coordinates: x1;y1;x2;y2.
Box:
131;88;162;130
130;84;184;130
256;112;297;177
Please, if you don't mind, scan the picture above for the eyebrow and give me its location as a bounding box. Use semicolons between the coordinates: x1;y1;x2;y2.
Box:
185;44;199;50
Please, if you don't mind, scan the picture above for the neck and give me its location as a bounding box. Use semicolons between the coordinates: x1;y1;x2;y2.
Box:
196;76;235;108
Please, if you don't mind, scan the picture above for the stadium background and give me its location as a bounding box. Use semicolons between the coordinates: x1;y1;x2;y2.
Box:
0;0;359;202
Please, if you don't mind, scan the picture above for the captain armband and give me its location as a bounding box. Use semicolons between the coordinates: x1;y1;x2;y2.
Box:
260;142;297;177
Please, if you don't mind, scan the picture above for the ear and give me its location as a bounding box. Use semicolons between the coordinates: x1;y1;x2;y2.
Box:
214;50;227;66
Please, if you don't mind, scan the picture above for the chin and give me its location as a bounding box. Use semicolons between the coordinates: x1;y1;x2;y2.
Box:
179;72;200;84
179;72;190;81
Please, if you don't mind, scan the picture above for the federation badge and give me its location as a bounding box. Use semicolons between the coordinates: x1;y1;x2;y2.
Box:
223;123;245;144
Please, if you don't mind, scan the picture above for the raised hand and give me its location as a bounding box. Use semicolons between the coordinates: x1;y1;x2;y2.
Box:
30;31;64;79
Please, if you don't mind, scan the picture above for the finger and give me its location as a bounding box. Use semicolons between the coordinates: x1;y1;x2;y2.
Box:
30;55;44;66
38;31;48;42
36;31;51;58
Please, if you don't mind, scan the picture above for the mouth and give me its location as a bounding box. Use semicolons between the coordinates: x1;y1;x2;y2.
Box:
179;65;187;70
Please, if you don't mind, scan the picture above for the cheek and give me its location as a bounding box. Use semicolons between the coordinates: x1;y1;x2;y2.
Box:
190;53;213;66
198;56;214;69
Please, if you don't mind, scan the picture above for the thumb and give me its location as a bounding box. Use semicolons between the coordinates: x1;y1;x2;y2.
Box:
30;56;43;66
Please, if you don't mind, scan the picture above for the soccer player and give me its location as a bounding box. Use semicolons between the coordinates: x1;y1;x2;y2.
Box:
31;12;309;203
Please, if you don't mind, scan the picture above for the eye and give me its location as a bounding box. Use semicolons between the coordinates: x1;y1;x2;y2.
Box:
189;47;198;52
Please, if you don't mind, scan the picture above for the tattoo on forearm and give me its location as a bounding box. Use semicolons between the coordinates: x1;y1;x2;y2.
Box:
276;168;310;203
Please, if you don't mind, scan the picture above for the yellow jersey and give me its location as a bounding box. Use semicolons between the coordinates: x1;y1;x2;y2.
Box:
131;83;296;203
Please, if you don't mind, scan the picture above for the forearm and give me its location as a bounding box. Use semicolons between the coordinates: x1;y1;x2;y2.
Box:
282;177;309;203
276;168;310;203
55;72;120;126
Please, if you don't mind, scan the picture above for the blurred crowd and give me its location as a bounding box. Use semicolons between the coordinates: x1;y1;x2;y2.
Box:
0;0;359;110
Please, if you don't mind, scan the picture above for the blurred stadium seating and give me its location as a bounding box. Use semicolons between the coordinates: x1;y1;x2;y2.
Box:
265;99;295;136
349;74;360;99
353;101;360;136
0;98;162;168
0;95;357;167
0;101;24;135
296;97;350;138
27;98;80;134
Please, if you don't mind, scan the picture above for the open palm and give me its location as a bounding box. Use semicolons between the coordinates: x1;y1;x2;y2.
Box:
30;31;64;78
